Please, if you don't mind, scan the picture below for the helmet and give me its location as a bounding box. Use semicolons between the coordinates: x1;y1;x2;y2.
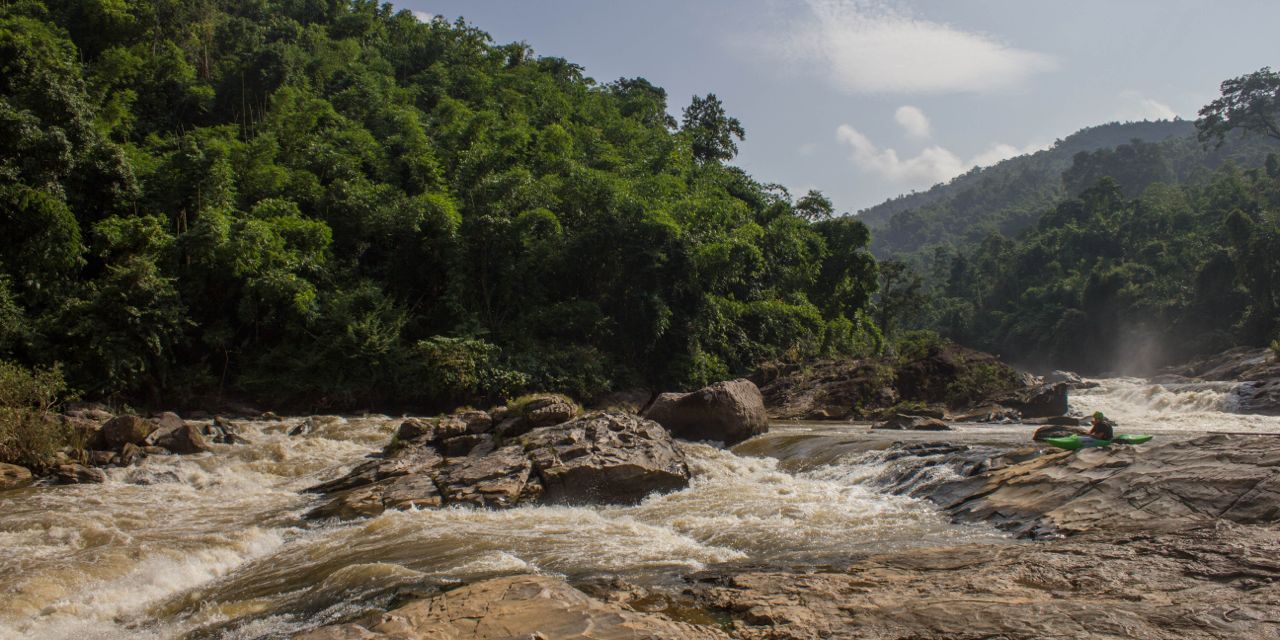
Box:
1092;411;1105;420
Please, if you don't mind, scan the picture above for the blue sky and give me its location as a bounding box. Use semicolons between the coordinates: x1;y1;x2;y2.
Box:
401;0;1280;213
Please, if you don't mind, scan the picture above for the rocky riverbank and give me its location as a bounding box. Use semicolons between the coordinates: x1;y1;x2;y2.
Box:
1158;346;1280;415
683;433;1280;639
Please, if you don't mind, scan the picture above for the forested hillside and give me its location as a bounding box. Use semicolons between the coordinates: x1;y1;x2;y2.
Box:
0;0;881;409
862;119;1280;257
890;68;1280;373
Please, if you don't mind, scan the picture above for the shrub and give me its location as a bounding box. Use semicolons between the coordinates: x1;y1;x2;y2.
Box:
0;361;70;469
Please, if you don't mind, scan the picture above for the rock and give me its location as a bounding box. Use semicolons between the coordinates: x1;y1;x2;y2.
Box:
150;411;184;433
63;415;107;450
523;396;578;427
1023;415;1082;426
87;450;118;467
948;404;1020;423
152;423;210;454
53;463;106;484
1229;379;1280;416
0;462;33;490
522;411;690;504
435;445;540;508
101;415;155;449
260;411;282;421
119;442;146;466
307;410;689;519
1031;424;1086;441
588;389;655;413
688;524;1280;640
64;403;113;423
644;379;768;446
992;381;1070;418
931;434;1280;538
455;410;493;434
871;413;951;431
141;445;170;456
293;575;728;640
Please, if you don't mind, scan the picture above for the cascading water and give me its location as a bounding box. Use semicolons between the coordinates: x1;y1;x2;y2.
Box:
0;416;1003;640
1071;378;1280;433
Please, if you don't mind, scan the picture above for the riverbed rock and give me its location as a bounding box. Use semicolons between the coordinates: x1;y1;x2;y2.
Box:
293;575;729;640
524;411;690;504
933;434;1280;537
152;423;210;454
871;413;951;431
0;462;32;490
101;415;155;449
307;410;689;519
992;381;1070;418
1031;424;1086;441
644;379;768;445
688;523;1280;640
53;463;106;484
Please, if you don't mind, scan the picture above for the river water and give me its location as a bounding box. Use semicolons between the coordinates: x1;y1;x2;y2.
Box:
2;378;1277;639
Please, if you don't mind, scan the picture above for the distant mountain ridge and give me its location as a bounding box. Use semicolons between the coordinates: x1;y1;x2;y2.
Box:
854;118;1280;257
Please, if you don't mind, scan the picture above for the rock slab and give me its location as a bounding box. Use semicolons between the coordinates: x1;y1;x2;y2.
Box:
294;575;728;640
307;410;690;519
644;379;768;445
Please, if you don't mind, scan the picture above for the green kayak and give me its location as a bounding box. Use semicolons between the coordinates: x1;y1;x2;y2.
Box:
1042;434;1153;450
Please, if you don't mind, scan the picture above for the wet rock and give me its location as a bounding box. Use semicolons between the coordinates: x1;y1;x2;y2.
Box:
1229;379;1280;416
53;463;106;484
119;442;146;466
306;410;689;519
293;575;728;640
260;411;282;421
435;445;539;508
688;524;1280;640
523;411;691;504
871;413;951;431
933;434;1280;537
644;378;768;445
101;415;155;449
992;381;1070;418
948;403;1020;423
1031;424;1086;441
87;450;118;467
0;462;33;489
152;423;210;454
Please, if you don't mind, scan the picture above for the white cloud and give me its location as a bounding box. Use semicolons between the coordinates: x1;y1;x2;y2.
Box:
1114;90;1179;122
412;10;435;23
894;105;931;139
836;124;1045;187
757;0;1055;94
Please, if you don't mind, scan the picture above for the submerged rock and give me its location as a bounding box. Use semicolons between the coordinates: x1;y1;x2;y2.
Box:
294;574;728;640
644;378;768;445
871;413;951;431
306;410;690;519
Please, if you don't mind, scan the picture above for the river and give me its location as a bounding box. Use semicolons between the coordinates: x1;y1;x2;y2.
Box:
2;378;1277;639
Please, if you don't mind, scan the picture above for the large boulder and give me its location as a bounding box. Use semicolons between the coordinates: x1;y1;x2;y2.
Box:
53;463;106;484
101;415;155;449
0;462;32;490
152;423;210;454
992;381;1070;419
523;411;691;504
306;410;690;519
293;575;728;640
643;379;768;445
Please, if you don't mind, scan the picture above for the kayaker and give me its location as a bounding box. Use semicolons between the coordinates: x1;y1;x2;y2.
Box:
1087;411;1115;440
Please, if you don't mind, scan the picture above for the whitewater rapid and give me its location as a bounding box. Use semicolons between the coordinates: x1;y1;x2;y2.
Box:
4;377;1277;639
0;415;998;640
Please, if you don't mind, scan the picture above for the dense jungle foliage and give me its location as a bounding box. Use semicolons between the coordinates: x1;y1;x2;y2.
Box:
0;0;883;409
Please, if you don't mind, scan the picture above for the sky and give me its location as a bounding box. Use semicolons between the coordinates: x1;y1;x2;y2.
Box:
400;0;1280;213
